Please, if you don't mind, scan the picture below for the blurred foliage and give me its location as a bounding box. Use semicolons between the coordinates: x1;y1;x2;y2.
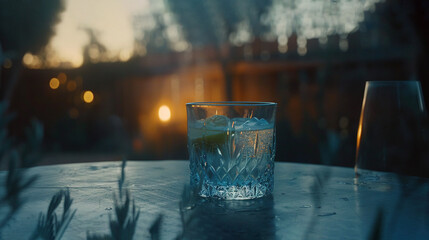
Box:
0;150;38;229
304;170;332;240
0;102;14;162
0;0;65;100
21;120;44;168
166;0;271;47
0;101;43;230
0;0;64;58
149;215;163;240
87;160;141;240
368;209;383;240
30;189;76;240
175;185;195;240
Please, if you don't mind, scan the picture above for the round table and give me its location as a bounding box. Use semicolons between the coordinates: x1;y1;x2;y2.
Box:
1;161;428;239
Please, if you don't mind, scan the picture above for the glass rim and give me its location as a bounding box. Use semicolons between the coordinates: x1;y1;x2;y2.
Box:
366;80;421;85
186;101;277;107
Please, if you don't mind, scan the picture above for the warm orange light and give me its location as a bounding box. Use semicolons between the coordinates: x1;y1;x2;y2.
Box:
58;72;67;84
67;81;77;91
23;53;34;65
49;78;60;89
158;105;171;122
83;91;94;103
119;49;131;62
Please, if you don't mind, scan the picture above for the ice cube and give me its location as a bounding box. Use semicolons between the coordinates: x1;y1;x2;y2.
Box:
205;115;230;129
243;117;260;127
192;119;205;128
232;117;247;128
257;118;269;126
237;117;270;130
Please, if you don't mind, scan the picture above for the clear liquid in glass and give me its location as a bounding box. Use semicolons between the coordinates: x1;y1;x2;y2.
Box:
188;116;275;200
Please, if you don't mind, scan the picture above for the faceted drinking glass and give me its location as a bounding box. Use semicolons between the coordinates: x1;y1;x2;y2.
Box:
187;102;277;200
355;81;429;177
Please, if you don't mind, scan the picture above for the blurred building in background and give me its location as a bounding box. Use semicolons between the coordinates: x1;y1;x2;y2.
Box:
1;0;428;166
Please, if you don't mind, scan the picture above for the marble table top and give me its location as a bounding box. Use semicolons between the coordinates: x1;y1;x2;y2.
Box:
1;160;428;239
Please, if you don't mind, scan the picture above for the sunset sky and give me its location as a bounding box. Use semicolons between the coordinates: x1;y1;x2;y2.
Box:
48;0;160;67
44;0;380;68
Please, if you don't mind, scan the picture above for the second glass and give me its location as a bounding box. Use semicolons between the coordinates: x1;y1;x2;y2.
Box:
355;81;428;177
187;102;277;200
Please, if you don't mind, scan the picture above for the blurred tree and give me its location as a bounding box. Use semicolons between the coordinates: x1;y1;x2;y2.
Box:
162;0;272;100
81;28;108;64
0;0;64;101
132;7;174;55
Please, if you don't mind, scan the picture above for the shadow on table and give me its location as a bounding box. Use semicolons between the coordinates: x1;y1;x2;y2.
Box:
178;191;276;240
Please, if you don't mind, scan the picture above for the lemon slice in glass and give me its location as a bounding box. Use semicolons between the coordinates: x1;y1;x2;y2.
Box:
189;115;231;151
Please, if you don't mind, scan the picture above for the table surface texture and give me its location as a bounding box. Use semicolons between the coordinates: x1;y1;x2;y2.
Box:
1;160;428;240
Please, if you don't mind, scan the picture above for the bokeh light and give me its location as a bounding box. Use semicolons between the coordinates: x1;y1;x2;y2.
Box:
23;53;34;65
83;91;94;103
49;78;60;89
67;81;77;91
119;49;131;62
58;72;67;84
3;59;12;69
22;53;42;69
158;105;171;122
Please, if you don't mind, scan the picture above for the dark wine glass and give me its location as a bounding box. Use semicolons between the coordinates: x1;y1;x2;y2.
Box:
355;81;429;177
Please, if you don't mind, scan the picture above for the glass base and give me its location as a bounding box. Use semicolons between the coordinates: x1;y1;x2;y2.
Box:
200;184;271;200
192;179;273;200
